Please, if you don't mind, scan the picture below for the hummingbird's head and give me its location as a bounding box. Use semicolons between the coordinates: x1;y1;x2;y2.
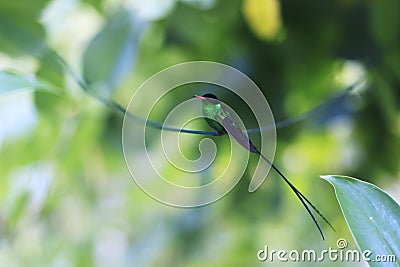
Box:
194;93;220;105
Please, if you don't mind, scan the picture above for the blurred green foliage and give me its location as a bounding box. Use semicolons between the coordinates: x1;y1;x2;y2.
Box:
0;0;399;266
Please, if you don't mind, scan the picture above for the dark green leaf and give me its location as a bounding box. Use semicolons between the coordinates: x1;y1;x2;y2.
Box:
0;16;47;57
83;9;142;94
0;1;65;86
0;1;50;57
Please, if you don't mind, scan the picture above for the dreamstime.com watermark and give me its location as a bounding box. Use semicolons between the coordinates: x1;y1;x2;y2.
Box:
257;238;397;263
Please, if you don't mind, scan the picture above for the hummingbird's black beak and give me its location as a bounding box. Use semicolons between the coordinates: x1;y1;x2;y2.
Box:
194;95;206;101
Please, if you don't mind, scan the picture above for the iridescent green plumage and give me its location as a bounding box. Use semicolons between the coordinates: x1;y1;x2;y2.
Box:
199;93;227;135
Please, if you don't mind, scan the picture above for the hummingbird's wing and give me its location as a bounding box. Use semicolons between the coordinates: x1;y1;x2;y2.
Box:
218;115;259;153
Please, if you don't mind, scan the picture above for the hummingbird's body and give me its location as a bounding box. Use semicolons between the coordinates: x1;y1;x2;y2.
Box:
200;93;227;136
195;93;334;240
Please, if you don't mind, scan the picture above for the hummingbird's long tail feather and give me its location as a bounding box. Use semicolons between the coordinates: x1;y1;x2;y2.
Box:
289;181;336;232
257;151;335;240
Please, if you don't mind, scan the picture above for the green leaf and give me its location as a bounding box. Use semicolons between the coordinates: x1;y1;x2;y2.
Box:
82;0;105;13
0;1;50;57
0;16;47;57
82;9;142;95
36;51;66;89
0;2;65;86
5;192;30;226
321;175;400;267
0;1;50;18
0;71;52;94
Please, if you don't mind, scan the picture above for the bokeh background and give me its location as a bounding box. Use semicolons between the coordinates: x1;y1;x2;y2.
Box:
0;0;399;266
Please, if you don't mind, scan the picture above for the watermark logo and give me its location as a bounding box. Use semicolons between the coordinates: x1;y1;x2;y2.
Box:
336;238;348;249
257;238;397;263
122;61;276;207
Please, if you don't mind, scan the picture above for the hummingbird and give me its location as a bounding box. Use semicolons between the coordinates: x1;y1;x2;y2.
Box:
194;93;335;240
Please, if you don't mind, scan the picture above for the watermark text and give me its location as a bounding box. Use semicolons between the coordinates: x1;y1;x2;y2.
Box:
257;238;397;263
